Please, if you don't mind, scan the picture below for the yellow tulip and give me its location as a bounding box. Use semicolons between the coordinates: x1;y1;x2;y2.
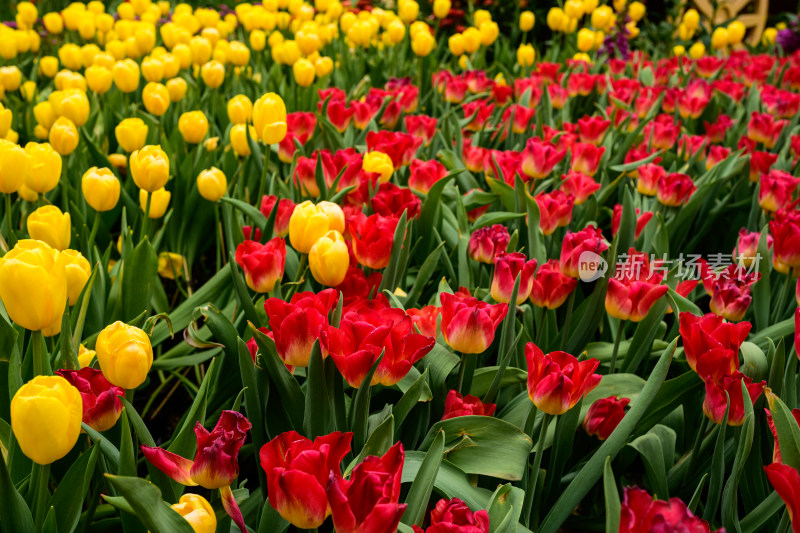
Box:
314;56;333;78
20;81;36;102
157;252;184;279
60;249;90;305
628;1;646;22
178;111;209;144
363;151;394;183
78;344;96;368
230;124;257;157
711;27;728;49
11;375;82;464
520;11;535;32
308;230;349;286
55;88;90;127
96;321;154;389
112;59;140;93
448;34;465;56
289;200;344;254
86;65;113;94
0;139;28;194
1;66;22;91
27;205;71;251
142;82;170;116
462;27;481;53
479;21;499;46
171;494;217;533
763;27;777;45
58;43;82;70
433;0;451;19
43;13;64;34
166;77;188;102
517;43;535;67
139;187;171;218
39;56;59;78
398;0;419;23
201;60;225;88
293;58;316;87
689;41;706;59
227;95;252;125
24;142;61;194
0;239;67;331
228;41;250;66
49;116;79;156
411;30;435;56
577;28;596;51
252;92;287;144
727;21;745;45
115;118;149;153
82;167;120;212
683;9;699;31
130;145;169;192
141;56;164;82
196;167;227;202
673;44;686;56
473;9;491;27
250;29;267;51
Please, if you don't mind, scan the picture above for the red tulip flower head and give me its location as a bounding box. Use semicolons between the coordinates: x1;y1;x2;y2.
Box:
440;292;507;354
765;462;800;533
635;163;666;196
771;208;800;273
619;487;723;533
441;389;497;420
678;311;750;378
583;396;630;440
748;111;787;149
535;190;574;236
577;115;611;145
703;371;765;426
570;142;605;176
468;224;510;264
491;252;536;305
759;170;800;213
520;137;567;179
559;225;609;279
605;249;668;322
234;237;286;293
412;498;490;533
260;195;297;237
560;171;601;205
525;342;602;416
529;259;578;309
349;212;399;270
657;172;696;207
55;367;124;432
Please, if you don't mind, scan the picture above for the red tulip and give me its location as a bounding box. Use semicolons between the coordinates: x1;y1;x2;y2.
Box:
260;195;296;237
570;142;604;177
645;118;680;150
326;442;406;533
696;55;725;77
463;139;488;173
440;292;507;354
771;208;800;273
559;225;608;278
619;487;722;533
504;104;536;134
709;277;756;322
349;212;399;270
704;114;735;144
326;99;355;133
749;151;778;182
491;252;536;305
567;72;597;96
635;163;665;196
405;115;437;145
605;249;668;322
678;311;750;377
260;431;352;529
765;463;800;532
766;408;800;463
677;81;711;119
485;149;523;185
264;289;339;367
624;144;660;179
520;137;567;179
657;172;696;207
577;115;611;145
468;224;510;264
748;111;787;149
703;371;765;426
412;498;490;533
583;396;630;440
560;171;601;205
336;267;383;307
365;130;421;167
407;305;440;338
370;183;421;219
535;190;574;236
733;228;771;266
234;238;286;293
278;112;317;163
462;101;494;132
611;204;653;239
441;389;496;420
55;368;124;432
322;306;435;387
705;145;731;170
759;170;800;213
525;342;601;415
529;259;578;309
408;158;447;194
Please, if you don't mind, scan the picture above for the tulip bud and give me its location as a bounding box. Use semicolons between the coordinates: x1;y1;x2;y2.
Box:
60;249;91;305
292;58;315;87
96;321;154;389
85;65;112;94
0;239;68;331
27;205;71;251
178;111;209;144
583;396;630;440
520;10;535;31
112;58;140;93
227;94;252;125
491;252;536;305
81;166;120;212
289;200;344;254
711;27;728;50
362;151;394;183
115;118;148;153
0;139;28;193
11;375;82;464
139;187;171;218
433;0;451;18
142;82;170;116
56;88;90;127
170;494;217;533
253;92;288;144
230;124;257;157
200;59;225;88
526;342;601;415
235;238;286;293
517;43;535;67
309;230;349;286
411;30;435;56
196;167;227;202
49;116;79;156
167;77;187;102
130;145;169;192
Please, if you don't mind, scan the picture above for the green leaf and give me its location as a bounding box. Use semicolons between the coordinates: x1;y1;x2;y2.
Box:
350;351;384;451
378;211;409;293
538;337;676;533
121;237;158;322
166;356;216;458
752;226;771;331
303;341;328;439
629;425;676;499
50;442;100;533
604;457;621;533
402;430;445;526
236;339;266;459
418;174;456;252
250;326;305;429
347;415;395;475
419;416;532;481
703;394;730;522
721;380;756;531
229;252;262;328
0;440;34;533
471;212;525;230
103;475;194;533
82;423;120;469
220;196;267;232
740;491;784;533
483;275;520;404
766;391;800;471
486;484;524;533
394;370;430;436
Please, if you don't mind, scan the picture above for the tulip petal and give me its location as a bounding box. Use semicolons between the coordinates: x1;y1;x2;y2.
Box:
140;445;198;486
220;485;247;533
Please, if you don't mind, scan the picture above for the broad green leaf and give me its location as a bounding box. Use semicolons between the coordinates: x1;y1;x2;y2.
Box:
121;237;158;322
604;457;621;533
402;430;445;526
103;475;194;533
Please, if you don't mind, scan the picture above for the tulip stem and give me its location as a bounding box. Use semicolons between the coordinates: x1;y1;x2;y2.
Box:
87;210;101;257
32;463;50;528
608;320;625;374
560;290;576;348
142;191;152;240
214;204;222;271
523;412;553;527
457;352;476;395
31;329;47;377
256;145;271;204
3;193;14;248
